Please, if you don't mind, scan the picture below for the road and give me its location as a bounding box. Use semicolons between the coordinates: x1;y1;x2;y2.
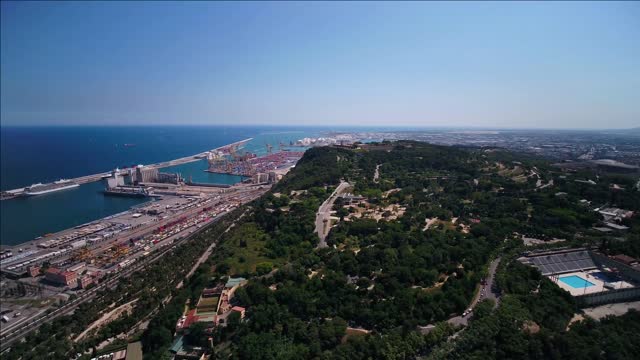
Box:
0;191;262;352
447;257;501;327
315;181;350;248
419;257;501;333
1;186;264;276
0;185;268;350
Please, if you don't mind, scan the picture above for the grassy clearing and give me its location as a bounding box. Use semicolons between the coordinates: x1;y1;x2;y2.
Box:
220;222;284;275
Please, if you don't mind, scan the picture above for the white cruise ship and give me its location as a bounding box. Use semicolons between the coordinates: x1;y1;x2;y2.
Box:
24;179;80;196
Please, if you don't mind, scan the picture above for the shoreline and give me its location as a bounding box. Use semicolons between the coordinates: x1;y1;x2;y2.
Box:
0;138;254;250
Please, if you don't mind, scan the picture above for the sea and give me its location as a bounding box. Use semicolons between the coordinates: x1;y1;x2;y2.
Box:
0;126;324;246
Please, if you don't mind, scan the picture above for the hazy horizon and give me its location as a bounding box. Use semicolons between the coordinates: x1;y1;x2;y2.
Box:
1;123;639;132
2;1;639;129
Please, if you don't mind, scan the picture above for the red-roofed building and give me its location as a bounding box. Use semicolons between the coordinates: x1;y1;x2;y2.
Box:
177;309;198;332
28;266;41;277
45;267;77;287
77;275;94;289
231;306;246;319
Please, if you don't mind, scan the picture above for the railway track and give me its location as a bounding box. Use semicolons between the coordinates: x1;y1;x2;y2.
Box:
0;209;230;352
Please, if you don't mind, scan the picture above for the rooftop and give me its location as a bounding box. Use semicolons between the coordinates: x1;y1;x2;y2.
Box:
169;335;185;354
125;342;143;360
612;254;638;265
225;277;246;288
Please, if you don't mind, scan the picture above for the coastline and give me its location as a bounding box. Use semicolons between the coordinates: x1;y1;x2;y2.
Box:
0;138;254;247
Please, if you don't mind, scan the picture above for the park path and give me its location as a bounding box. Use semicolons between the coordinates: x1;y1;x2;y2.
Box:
177;208;251;289
315;181;350;248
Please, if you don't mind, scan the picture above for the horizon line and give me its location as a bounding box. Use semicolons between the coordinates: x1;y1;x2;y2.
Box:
0;123;638;132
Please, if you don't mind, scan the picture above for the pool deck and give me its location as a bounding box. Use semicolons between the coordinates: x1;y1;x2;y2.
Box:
549;269;636;296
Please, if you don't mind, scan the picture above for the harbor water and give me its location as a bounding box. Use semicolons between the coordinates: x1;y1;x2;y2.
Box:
1;126;320;246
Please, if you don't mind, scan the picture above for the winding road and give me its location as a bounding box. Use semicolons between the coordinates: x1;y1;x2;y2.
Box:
420;257;501;332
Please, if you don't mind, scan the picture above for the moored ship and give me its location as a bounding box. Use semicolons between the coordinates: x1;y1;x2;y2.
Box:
24;179;80;196
103;186;156;198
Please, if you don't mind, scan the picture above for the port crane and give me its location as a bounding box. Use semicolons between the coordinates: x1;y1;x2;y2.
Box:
72;248;94;262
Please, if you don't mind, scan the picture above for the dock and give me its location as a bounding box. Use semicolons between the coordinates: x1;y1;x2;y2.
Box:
0;138;253;200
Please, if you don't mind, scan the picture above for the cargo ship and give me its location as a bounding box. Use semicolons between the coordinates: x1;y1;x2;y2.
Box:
24;179;80;196
103;186;157;198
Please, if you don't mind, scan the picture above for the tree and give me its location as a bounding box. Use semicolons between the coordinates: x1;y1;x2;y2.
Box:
472;299;495;320
256;262;274;275
185;322;208;347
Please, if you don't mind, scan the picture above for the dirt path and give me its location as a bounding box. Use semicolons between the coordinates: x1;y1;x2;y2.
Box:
373;164;381;183
74;299;138;342
177;208;251;289
568;301;640;328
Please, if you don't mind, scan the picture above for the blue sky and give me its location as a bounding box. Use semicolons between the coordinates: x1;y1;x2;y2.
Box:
1;1;639;129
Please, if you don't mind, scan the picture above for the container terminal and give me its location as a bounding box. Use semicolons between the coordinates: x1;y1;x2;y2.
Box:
0;185;266;278
96;141;303;198
206;141;304;176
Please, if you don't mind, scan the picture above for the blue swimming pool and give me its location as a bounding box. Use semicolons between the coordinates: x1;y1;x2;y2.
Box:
559;275;595;289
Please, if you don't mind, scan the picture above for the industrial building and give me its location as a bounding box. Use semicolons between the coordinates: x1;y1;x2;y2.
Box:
252;172;278;184
252;173;269;184
28;266;40;277
134;166;159;184
106;170;126;189
45;267;77;287
77;275;94;289
104;166;182;189
157;172;182;184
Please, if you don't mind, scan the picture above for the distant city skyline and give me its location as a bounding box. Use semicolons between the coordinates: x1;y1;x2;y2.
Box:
1;1;639;129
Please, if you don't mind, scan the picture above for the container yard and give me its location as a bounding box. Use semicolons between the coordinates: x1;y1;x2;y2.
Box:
0;182;274;339
0;190;247;277
206;142;303;176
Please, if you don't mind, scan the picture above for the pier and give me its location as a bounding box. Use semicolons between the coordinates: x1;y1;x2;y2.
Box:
0;138;253;200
